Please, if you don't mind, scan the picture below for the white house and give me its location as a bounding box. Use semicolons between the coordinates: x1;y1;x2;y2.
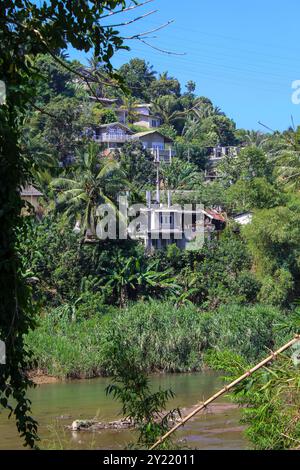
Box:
137;191;226;251
233;212;253;225
93;122;134;150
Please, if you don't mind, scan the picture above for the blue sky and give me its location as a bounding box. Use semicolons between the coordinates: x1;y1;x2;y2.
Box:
70;0;300;131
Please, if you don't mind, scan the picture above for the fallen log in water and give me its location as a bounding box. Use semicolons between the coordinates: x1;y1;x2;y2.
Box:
68;418;134;431
67;403;239;432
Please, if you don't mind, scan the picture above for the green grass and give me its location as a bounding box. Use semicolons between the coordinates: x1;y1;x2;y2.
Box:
26;300;287;378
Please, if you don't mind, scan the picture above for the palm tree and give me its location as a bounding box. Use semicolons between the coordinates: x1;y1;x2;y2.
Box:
245;130;269;149
275;150;300;190
181;115;201;140
51;142;126;237
151;96;187;126
182;98;223;139
191;100;214;121
274;127;300;190
120;94;140;124
160;158;201;190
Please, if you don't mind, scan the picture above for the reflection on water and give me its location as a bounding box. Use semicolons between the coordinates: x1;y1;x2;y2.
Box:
0;372;247;450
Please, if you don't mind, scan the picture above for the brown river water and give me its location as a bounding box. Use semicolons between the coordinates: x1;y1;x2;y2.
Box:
0;372;248;450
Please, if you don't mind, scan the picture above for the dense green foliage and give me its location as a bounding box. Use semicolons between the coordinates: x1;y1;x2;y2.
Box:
106;331;180;449
26;301;286;378
243;194;300;306
3;0;300;451
0;0;132;447
21;214;261;310
205;323;300;450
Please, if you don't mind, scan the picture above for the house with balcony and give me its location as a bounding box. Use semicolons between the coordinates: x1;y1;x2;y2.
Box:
91;97;161;129
131;103;161;128
135;191;226;251
131;130;175;163
93;122;134;150
92;124;176;162
204;145;240;181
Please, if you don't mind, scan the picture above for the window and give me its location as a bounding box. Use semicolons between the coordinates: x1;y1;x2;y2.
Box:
152;142;164;150
160;214;173;226
216;148;222;158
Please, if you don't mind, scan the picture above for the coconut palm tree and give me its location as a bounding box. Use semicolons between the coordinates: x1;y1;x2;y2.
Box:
245;130;269;149
151;96;187;126
160;158;201;190
119;94;140;124
191;98;215;121
274;127;300;190
275;150;300;190
51;142;126;237
182;98;223;139
181;115;201;140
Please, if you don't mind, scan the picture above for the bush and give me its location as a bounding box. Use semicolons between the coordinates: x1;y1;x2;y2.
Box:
26;310;110;378
206;303;285;362
26;300;287;378
104;301;211;373
205;348;300;450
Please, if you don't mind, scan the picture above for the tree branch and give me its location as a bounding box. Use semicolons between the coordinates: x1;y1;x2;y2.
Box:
103;9;158;28
124;19;175;39
3;17;120;95
100;0;154;19
29;101;59;120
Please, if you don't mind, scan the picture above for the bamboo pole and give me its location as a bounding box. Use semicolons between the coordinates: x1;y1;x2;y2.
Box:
149;334;300;450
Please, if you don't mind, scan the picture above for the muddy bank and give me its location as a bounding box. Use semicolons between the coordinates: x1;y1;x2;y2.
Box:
28;371;61;384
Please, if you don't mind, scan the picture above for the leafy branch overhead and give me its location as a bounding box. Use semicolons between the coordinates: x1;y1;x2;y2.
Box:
1;0;171;448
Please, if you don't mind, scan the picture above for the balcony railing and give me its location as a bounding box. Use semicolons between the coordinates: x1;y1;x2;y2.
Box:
94;133;132;143
208;147;240;161
150;148;176;163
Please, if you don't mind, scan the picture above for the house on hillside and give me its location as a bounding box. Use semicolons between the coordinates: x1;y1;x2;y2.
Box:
91;97;161;129
233;212;253;225
131;130;175;163
136;191;226;251
131;103;161;128
204;145;240;181
20;185;43;217
92;124;176;162
204;209;227;236
93;122;134;150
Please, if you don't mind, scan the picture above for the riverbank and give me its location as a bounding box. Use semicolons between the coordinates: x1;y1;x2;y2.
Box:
26;300;287;380
28;371;61;385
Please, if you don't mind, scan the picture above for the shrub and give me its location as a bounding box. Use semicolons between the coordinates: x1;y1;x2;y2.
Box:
26;301;287;378
206;303;286;362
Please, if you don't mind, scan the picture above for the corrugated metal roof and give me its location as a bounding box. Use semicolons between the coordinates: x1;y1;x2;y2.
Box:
98;122;134;133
